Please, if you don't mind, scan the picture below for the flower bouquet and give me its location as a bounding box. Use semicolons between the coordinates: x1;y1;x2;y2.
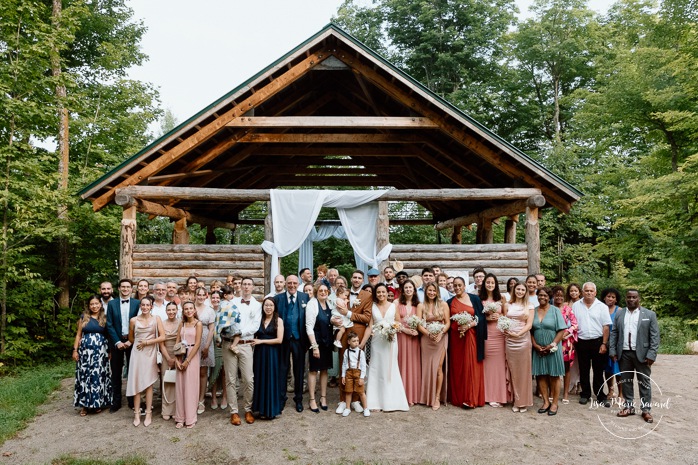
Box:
451;312;478;337
483;301;501;315
405;314;423;330
372;320;401;342
549;344;558;353
424;321;446;335
496;316;513;333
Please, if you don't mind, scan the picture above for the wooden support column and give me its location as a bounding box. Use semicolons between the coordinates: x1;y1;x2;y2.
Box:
376;201;390;272
451;225;462;244
119;206;137;279
205;226;216;245
263;201;273;296
504;214;518;244
481;218;494;244
526;203;541;274
173;218;190;244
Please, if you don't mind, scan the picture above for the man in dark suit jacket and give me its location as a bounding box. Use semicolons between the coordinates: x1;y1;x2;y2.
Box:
274;274;310;412
106;278;140;413
609;289;660;423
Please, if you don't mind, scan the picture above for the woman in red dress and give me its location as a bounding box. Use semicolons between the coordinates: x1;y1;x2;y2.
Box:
396;279;421;405
448;277;487;409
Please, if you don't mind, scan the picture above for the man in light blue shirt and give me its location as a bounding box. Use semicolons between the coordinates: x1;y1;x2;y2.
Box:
417;267;450;302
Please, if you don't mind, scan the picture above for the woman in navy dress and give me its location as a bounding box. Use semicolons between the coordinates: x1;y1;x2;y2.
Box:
73;295;112;416
252;297;284;419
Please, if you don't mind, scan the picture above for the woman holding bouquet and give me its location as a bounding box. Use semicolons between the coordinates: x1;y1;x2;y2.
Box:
449;277;486;409
417;283;450;410
364;283;409;412
479;273;511;407
504;282;534;412
531;287;567;415
396;279;421;405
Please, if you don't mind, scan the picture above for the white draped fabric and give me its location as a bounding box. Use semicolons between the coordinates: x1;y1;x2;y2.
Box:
298;225;370;280
261;190;392;290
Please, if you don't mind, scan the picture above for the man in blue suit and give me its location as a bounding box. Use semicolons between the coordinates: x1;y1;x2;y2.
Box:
106;278;140;413
274;274;310;412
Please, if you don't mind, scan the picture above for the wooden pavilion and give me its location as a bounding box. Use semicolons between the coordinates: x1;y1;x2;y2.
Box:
79;24;581;293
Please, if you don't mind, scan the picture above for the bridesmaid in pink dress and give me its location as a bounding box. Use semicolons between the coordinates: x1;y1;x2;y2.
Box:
479;273;511;407
175;301;203;428
396;279;421;405
417;283;450;410
504;283;534;412
126;297;165;427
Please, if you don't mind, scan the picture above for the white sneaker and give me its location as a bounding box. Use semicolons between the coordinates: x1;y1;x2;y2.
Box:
351;401;364;413
363;409;370;417
333;340;343;349
335;401;346;414
342;408;351;417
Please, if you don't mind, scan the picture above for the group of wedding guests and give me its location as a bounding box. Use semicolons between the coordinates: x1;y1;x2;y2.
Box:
73;265;660;428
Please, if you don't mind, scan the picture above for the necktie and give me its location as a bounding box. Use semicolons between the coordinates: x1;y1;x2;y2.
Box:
121;299;129;304
290;295;295;306
628;332;632;350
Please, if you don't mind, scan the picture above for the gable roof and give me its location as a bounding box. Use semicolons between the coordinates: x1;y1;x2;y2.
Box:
80;23;581;222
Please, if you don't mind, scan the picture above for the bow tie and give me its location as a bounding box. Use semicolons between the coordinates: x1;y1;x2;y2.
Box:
350;291;359;296
241;299;250;305
121;299;129;304
348;348;356;352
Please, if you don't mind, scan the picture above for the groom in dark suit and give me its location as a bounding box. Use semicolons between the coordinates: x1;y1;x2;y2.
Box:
609;289;660;423
274;274;310;412
106;278;140;413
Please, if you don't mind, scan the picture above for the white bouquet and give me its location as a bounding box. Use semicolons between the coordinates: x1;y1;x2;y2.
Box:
549;344;559;353
496;316;513;333
483;302;501;315
450;312;478;326
405;314;423;330
424;321;446;335
372;320;401;342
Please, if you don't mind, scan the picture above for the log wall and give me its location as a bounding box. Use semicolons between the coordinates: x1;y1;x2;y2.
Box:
390;243;529;288
131;244;265;291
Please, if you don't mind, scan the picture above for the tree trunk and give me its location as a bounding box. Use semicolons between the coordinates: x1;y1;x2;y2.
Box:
52;0;70;309
1;116;14;354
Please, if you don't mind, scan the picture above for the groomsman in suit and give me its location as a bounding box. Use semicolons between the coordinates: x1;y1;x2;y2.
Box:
106;278;140;413
609;289;660;423
274;275;310;412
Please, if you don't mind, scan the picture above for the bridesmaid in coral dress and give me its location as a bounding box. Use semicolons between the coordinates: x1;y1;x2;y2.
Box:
417;283;450;410
175;301;203;428
479;273;511;407
396;279;421;405
504;283;535;412
448;277;487;409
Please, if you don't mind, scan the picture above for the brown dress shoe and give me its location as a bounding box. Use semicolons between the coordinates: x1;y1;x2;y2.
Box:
230;413;241;426
642;412;653;423
617;408;635;417
245;411;255;424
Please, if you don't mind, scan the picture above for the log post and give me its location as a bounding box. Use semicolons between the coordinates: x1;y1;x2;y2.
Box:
481;218;493;244
263;201;273;296
451;225;462;244
205;226;216;245
504;214;518;244
525;198;543;274
119;206;137;279
173;218;190;244
376;201;390;272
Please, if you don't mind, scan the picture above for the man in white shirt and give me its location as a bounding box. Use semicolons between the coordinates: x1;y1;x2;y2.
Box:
466;267;486;294
349;270;364;307
417;267;450;302
99;281;113;310
382;266;397;287
146;281;169;320
572;282;612;406
609;289;660;423
299;268;313;287
265;274;286;298
220;277;262;426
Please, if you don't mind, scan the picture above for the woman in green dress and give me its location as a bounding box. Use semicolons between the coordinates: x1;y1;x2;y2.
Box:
531;287;567;416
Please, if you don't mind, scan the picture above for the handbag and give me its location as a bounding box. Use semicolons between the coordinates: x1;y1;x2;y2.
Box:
163;368;177;384
173;342;187;356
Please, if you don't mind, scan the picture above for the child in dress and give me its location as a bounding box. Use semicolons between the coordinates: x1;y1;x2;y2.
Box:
331;287;353;349
341;331;369;417
218;297;242;354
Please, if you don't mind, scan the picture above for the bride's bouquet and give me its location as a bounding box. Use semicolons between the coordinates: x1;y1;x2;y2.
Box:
451;312;478;337
483;301;501;315
496;316;513;333
372;320;402;342
405;314;423;330
424;321;446;335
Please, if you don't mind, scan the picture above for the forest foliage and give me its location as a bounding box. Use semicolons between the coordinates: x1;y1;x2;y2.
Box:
1;0;697;365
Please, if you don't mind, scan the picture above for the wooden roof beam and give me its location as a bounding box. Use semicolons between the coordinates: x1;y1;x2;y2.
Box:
236;133;424;144
114;196;237;230
434;195;546;231
226;116;437;129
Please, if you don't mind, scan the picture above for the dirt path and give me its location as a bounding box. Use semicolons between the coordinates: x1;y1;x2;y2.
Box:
1;355;696;465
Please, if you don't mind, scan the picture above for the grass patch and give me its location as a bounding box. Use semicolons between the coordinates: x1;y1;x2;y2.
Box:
658;317;697;354
51;455;148;465
0;361;72;445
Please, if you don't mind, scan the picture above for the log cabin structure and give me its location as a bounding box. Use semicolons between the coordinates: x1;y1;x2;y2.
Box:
79;24;581;293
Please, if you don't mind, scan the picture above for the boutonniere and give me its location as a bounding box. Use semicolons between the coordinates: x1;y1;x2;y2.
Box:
301;303;307;309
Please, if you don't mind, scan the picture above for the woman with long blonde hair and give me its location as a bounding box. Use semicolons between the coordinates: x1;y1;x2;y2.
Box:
417;283;450;410
504;282;534;413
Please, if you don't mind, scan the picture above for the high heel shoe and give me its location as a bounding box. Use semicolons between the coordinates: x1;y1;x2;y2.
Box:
308;398;319;413
319;395;328;411
144;410;152;427
133;411;140;427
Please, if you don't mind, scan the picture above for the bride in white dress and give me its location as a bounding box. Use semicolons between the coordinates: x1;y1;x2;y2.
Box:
364;284;409;412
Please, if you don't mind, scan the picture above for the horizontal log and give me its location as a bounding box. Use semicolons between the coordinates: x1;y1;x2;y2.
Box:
237;133;423;144
117;187;542;203
435;196;546;231
391;260;528;269
233;218;435;226
133;261;263;270
115;197;237;230
133;244;263;253
227;116;438;129
391;244;527;253
133;269;265;279
132;253;264;262
399;268;528;278
389;252;528;261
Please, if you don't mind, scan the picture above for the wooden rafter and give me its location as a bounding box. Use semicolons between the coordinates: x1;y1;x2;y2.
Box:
226;116;437;129
236;133;423;144
434;195;546;230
